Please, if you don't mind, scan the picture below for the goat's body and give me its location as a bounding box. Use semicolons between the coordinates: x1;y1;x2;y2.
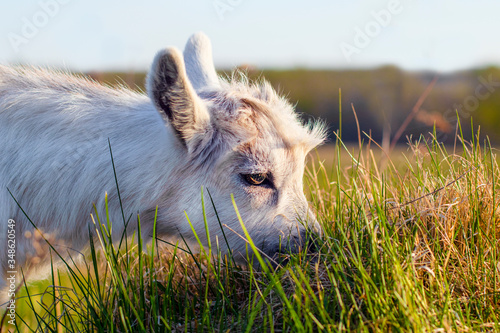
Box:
0;33;325;306
0;66;180;287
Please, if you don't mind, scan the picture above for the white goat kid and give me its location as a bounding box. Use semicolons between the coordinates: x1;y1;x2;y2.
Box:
0;33;325;301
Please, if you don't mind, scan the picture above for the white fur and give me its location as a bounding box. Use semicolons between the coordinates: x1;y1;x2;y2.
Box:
0;33;326;304
183;32;221;92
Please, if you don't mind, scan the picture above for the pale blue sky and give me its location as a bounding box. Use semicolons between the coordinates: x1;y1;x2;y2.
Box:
0;0;498;72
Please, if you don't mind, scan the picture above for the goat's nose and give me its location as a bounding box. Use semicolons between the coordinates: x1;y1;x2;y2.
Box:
265;230;320;267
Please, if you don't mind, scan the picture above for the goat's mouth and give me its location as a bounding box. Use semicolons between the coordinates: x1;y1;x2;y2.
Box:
260;232;321;267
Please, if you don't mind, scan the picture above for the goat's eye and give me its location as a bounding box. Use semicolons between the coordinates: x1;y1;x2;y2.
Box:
242;173;268;186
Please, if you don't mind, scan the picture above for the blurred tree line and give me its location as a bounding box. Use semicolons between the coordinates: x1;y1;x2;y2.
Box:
88;66;500;145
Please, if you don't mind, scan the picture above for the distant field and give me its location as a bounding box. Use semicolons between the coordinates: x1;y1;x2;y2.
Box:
86;67;500;146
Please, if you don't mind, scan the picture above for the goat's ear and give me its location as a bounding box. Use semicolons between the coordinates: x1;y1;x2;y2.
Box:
183;32;221;92
147;47;210;146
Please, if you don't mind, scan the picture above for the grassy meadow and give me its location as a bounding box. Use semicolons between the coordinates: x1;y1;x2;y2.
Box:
2;124;500;332
2;69;500;332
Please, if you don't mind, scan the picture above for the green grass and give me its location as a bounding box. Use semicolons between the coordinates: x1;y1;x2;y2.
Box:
2;127;500;332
